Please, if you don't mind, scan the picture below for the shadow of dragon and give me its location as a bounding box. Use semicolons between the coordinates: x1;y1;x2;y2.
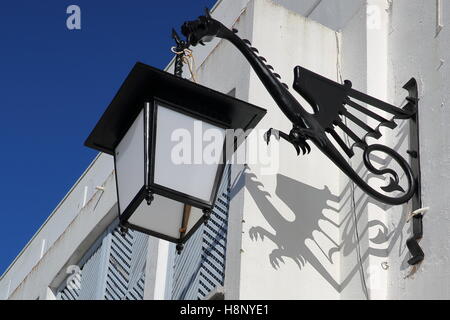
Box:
241;165;405;292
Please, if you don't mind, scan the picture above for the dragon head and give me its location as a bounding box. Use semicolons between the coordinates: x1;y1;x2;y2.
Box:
181;8;227;46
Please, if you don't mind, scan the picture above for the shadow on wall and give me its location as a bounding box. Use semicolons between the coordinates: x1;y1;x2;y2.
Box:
232;120;413;295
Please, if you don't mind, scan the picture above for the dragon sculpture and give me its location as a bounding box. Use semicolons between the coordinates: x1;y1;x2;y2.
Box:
177;8;419;207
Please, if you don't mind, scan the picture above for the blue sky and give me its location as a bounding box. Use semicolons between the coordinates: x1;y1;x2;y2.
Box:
0;0;217;274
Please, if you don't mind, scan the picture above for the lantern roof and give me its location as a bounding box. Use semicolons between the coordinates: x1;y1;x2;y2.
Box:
85;62;267;155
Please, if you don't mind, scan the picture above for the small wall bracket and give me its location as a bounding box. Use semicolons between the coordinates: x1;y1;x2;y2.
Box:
403;79;424;266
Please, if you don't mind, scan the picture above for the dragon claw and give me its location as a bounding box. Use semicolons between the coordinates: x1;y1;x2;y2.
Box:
249;226;265;241
289;139;312;156
299;141;311;155
269;251;285;269
294;144;301;156
264;128;313;156
305;142;311;154
295;128;327;149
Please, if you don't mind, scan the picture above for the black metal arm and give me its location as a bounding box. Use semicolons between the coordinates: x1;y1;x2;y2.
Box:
179;9;419;206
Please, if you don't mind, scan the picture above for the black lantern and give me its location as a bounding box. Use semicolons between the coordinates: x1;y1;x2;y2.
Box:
85;62;266;245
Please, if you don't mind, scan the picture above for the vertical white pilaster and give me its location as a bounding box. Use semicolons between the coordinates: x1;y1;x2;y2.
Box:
366;0;390;300
143;237;172;300
153;240;170;300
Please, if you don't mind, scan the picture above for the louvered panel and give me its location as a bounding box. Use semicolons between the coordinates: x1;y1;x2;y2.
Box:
113;229;134;246
109;250;131;276
205;219;226;236
173;225;203;278
174;235;202;287
115;230;134;246
111;234;133;266
76;244;103;300
203;230;227;248
57;243;102;300
64;291;77;300
61;289;78;300
137;277;145;290
201;246;225;268
213;209;228;223
200;259;224;283
104;226;148;300
112;230;134;248
57;221;148;300
60;292;72;300
107;265;129;291
202;237;226;253
127;262;147;300
105;228;133;299
199;268;223;290
110;248;131;272
105;281;126;299
214;199;229;214
126;290;139;300
203;239;226;257
196;164;230;298
172;226;203;300
199;272;222;292
126;271;146;300
199;270;222;288
172;227;204;299
111;237;133;261
104;288;116;300
112;231;133;253
128;231;148;289
171;165;230;300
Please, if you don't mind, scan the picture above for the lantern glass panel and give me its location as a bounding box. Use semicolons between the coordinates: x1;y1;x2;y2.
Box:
153;102;226;203
115;109;145;212
127;194;204;240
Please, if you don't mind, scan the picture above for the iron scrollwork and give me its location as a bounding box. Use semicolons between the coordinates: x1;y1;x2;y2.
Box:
178;9;422;263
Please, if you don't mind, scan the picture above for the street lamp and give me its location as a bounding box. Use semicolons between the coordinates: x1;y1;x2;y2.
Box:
85;63;266;248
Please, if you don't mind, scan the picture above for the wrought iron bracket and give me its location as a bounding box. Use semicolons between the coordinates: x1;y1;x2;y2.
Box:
178;8;423;263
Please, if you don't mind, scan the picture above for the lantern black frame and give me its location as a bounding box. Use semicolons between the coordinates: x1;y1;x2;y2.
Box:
85;62;266;244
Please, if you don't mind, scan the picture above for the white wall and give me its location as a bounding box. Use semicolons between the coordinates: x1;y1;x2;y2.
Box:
237;0;342;299
338;0;396;300
385;0;450;299
338;0;450;300
274;0;363;31
183;2;255;300
339;2;370;300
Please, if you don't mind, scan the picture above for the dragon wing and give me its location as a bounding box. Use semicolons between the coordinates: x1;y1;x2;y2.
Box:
292;66;416;160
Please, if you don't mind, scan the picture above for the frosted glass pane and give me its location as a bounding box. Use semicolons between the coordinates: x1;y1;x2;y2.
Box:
115;110;144;212
154;104;225;202
128;195;184;239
